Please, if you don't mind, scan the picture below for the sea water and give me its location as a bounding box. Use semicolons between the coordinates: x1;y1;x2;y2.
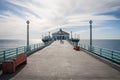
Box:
0;39;120;51
80;39;120;51
0;39;42;51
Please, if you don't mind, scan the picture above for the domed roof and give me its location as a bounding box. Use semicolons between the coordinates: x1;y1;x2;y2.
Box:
52;28;69;35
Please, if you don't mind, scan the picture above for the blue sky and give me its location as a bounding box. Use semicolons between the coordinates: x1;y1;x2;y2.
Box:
0;0;120;39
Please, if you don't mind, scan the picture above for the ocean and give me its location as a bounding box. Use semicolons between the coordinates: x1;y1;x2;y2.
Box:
80;39;120;51
0;39;42;51
0;39;120;51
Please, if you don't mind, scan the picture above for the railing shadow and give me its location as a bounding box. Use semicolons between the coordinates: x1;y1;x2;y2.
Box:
0;64;26;80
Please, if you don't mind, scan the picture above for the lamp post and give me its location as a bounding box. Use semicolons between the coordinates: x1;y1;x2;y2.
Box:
89;20;93;51
26;20;30;51
49;32;50;38
71;31;72;39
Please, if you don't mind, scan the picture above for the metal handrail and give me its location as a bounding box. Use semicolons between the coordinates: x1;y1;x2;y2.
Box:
78;43;120;64
67;40;120;64
0;39;54;62
0;43;45;62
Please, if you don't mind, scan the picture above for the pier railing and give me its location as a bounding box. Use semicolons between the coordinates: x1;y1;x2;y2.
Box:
78;43;120;64
0;41;53;62
67;39;120;64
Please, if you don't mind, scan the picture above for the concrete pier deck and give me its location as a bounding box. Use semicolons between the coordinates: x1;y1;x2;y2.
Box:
0;41;120;80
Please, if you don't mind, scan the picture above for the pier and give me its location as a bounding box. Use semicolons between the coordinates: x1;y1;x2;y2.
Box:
0;41;120;80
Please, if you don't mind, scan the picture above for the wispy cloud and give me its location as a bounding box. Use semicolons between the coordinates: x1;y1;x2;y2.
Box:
0;0;120;39
74;27;113;39
75;27;113;34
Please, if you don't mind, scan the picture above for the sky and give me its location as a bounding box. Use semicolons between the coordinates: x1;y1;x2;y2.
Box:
0;0;120;39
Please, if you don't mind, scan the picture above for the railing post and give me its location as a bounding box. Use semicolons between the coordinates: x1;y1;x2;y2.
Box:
29;45;31;51
24;46;26;53
3;51;6;61
34;44;35;50
36;44;37;49
37;44;38;49
111;51;114;59
100;48;102;56
35;44;36;49
91;46;94;53
16;48;18;55
88;45;89;51
36;44;38;49
88;45;91;51
84;45;85;49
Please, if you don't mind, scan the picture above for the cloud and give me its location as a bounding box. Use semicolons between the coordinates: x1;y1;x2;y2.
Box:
75;27;113;34
74;27;113;39
0;0;120;39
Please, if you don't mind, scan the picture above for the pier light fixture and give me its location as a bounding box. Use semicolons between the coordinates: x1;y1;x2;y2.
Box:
71;31;72;39
49;32;50;38
89;20;93;51
26;20;30;51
